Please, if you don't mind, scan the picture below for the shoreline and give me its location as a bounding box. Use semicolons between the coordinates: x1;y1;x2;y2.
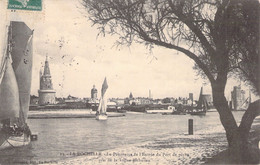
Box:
28;110;125;119
57;117;260;165
205;118;260;164
57;125;228;164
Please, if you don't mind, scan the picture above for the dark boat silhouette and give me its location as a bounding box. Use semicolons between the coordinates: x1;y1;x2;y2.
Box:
189;87;207;116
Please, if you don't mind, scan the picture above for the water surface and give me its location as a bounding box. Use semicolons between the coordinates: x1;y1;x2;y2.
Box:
0;110;244;164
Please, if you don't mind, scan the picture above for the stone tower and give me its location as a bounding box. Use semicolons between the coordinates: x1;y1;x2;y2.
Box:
129;92;133;99
38;56;56;105
149;89;152;99
231;86;245;110
91;85;98;100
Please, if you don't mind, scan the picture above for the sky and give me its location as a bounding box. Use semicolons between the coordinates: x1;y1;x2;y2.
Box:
0;0;253;100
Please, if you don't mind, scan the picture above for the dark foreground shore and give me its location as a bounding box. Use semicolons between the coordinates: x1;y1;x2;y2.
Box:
205;118;260;164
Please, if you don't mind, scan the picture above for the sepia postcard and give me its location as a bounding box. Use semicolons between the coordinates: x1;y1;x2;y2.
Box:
0;0;259;164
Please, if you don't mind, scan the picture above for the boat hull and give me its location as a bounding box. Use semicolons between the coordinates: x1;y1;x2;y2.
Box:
96;114;108;120
172;111;186;115
162;112;186;115
190;111;206;115
207;108;217;112
146;109;173;114
0;132;30;150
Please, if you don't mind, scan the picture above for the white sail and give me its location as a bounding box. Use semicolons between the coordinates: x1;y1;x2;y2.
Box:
0;21;32;150
100;95;107;114
96;78;108;118
0;25;9;84
102;97;107;114
97;98;102;114
0;56;20;121
9;21;33;122
97;95;107;115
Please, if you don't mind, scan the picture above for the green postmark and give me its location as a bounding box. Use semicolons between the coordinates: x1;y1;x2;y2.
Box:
8;0;42;11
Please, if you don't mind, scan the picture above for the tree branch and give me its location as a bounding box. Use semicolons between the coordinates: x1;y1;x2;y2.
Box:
167;0;216;56
140;32;215;83
238;99;260;142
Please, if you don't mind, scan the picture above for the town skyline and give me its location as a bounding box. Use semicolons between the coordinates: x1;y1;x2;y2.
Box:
0;0;249;100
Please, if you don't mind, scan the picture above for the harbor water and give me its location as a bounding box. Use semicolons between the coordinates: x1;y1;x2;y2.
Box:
0;110;244;164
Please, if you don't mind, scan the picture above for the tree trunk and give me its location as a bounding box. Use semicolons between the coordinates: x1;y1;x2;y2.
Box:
211;82;243;163
239;100;260;142
212;80;260;163
211;82;239;146
237;100;260;164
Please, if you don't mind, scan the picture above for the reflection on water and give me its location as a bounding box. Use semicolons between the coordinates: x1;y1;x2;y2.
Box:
0;110;244;163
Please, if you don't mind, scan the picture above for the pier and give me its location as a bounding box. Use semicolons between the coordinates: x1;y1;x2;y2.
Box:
28;110;125;119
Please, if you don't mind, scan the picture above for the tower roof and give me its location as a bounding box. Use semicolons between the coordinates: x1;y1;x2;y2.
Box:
129;92;133;99
91;85;97;92
43;56;51;75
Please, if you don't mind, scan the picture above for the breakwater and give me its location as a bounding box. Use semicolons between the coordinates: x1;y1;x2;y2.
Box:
29;103;87;110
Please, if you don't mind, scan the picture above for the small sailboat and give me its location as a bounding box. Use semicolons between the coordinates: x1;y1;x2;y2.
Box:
190;87;207;115
0;21;33;149
96;78;108;120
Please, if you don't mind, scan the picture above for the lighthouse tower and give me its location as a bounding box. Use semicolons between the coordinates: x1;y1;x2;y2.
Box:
38;56;56;105
91;85;98;100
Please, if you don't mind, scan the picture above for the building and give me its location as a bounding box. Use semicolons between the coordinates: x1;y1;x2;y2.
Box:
91;85;98;100
189;93;193;101
30;95;39;105
188;93;194;106
129;97;153;105
231;86;246;110
110;98;125;105
149;90;152;99
38;56;56;105
129;92;133;99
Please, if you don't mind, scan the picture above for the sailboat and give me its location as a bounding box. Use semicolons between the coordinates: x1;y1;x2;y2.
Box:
190;87;207;115
0;21;33;149
96;78;108;120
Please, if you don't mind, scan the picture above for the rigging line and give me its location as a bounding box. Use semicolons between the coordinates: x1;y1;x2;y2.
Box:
6;140;15;148
0;57;7;84
24;33;33;55
1;25;9;65
4;134;15;148
0;25;10;84
19;98;26;126
0;24;14;83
